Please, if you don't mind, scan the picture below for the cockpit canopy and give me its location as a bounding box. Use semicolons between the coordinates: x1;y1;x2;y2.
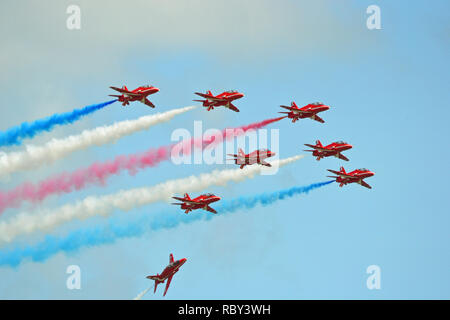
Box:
168;260;179;268
203;193;215;197
335;141;347;144
311;102;324;105
142;85;152;88
226;90;238;93
358;168;369;171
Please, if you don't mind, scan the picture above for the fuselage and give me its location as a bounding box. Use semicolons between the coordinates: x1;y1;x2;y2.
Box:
234;149;275;165
313;142;352;158
151;258;187;282
118;86;159;103
336;169;375;185
204;91;244;107
180;195;221;211
289;103;329;119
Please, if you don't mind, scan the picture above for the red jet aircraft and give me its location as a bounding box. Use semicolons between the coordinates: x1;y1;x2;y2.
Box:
146;253;187;297
327;166;375;189
279;101;330;123
172;193;221;214
227;148;275;169
193;90;244;112
304;140;352;161
109;85;159;108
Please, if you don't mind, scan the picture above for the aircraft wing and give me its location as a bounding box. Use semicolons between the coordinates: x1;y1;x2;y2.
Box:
327;169;353;177
205;205;217;214
110;86;141;96
194;92;227;101
227;103;240;112
304;144;329;151
260;160;272;167
172;197;198;205
142;98;155;108
280;105;304;112
163;274;173;296
360;180;372;189
337;153;349;161
311;114;325;123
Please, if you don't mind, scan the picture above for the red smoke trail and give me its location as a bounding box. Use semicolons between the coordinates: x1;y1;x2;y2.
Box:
0;117;285;214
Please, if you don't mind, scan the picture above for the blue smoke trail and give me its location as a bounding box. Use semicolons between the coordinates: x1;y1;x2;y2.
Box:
0;181;333;267
0;100;116;147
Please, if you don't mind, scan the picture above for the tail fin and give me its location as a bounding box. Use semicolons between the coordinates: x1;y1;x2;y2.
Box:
169;253;174;263
291;101;298;109
206;90;212;96
340;166;346;174
315;140;322;147
184;193;191;200
122;85;128;91
238;148;245;157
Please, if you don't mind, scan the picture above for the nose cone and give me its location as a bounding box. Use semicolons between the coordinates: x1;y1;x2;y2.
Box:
213;196;221;202
323;105;330;111
180;258;187;265
368;171;375;177
269;151;276;157
344;144;352;150
234;92;244;99
153;87;160;92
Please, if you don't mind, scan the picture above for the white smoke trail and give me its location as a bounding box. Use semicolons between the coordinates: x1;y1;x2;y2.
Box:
133;287;152;300
0;155;303;244
0;106;196;177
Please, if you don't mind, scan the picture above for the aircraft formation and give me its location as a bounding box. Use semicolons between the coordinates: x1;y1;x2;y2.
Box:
107;84;375;296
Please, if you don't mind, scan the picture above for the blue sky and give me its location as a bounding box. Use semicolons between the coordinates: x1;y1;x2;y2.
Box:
0;0;448;299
